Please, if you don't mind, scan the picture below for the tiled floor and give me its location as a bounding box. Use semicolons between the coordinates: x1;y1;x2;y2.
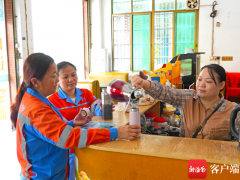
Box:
0;121;20;180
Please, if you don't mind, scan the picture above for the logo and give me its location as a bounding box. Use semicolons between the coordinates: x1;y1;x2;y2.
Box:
188;159;207;179
19;103;26;113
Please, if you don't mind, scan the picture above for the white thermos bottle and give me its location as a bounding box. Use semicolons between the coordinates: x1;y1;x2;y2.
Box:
129;108;141;137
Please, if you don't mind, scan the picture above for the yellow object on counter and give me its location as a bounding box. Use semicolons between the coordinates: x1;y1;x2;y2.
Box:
175;114;181;120
82;175;90;180
79;171;87;177
76;171;91;180
163;106;176;115
163;106;176;111
162;111;174;115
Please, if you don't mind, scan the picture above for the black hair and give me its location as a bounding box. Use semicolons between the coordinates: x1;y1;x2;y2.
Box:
57;61;76;74
200;64;226;86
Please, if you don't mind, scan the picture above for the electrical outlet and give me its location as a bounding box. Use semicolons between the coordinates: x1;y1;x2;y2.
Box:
214;56;220;61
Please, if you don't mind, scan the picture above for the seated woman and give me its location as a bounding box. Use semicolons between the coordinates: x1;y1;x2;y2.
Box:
48;61;111;180
48;61;103;121
131;64;240;140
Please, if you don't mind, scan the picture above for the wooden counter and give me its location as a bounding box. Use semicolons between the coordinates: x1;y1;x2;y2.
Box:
75;100;240;180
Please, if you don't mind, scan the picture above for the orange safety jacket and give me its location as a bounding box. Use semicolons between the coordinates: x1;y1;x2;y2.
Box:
48;87;102;180
48;88;102;121
17;88;117;180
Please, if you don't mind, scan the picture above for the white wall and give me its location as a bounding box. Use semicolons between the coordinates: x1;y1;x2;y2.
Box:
199;0;240;72
101;0;112;71
91;0;102;49
26;0;85;80
91;0;112;71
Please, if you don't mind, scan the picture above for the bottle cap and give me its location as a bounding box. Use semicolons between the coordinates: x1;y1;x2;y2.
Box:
175;111;181;115
153;117;166;123
145;112;157;118
130;108;139;112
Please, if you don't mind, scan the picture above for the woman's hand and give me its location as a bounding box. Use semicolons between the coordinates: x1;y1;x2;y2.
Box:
99;102;102;111
111;102;115;111
73;111;92;126
131;75;151;90
117;125;141;140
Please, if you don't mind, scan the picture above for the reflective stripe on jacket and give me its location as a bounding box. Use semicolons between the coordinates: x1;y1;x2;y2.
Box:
48;88;102;180
48;88;102;121
17;88;116;180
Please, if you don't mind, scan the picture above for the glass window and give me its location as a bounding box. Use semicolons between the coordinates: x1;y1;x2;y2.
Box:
180;59;192;76
175;12;195;56
177;0;186;10
154;12;173;70
112;0;197;72
113;15;131;71
113;0;131;13
155;0;175;11
133;0;152;12
133;15;150;71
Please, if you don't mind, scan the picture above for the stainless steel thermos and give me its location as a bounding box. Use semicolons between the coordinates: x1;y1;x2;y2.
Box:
101;89;113;120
